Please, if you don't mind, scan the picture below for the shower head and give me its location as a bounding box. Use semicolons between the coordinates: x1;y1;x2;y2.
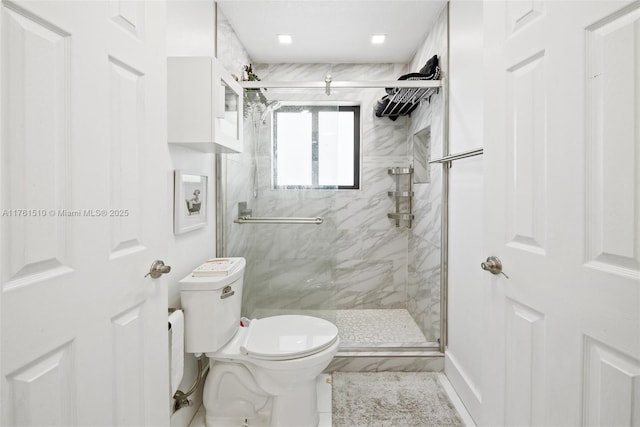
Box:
260;101;282;124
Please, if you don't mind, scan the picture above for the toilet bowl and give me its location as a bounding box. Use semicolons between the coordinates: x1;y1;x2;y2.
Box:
204;315;339;426
179;258;339;427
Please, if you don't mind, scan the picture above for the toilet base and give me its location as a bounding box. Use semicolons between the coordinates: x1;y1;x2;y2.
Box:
203;361;321;427
270;379;319;427
205;412;271;427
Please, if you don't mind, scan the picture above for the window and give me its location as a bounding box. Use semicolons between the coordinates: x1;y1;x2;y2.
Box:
273;105;360;189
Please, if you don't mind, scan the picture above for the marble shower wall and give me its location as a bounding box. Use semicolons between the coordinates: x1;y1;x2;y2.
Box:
233;62;417;318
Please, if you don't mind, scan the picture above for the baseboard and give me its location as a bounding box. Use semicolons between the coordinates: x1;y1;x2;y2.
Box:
444;350;482;423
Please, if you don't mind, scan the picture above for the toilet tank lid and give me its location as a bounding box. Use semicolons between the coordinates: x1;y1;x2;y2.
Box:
179;257;246;291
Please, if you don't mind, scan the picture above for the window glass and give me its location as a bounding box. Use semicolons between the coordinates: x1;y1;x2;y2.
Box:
273;105;360;189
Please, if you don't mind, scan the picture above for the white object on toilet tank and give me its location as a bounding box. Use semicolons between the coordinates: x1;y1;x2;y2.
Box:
178;257;246;354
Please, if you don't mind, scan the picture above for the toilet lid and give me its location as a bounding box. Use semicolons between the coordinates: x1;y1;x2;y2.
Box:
242;315;338;360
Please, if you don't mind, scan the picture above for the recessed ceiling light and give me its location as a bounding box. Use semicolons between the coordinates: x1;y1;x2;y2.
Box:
278;34;292;45
371;34;386;45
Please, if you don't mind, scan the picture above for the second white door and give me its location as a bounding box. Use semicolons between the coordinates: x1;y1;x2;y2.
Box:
483;1;640;425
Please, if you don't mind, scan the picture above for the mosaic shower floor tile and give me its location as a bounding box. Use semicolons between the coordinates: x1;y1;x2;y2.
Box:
335;309;428;347
251;308;428;347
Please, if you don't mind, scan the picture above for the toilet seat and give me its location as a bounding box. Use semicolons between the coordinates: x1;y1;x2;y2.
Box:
240;315;339;361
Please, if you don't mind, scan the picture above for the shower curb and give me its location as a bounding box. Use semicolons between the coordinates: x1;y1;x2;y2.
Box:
325;350;444;373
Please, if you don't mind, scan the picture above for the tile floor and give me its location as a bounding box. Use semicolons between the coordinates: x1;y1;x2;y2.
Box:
187;373;475;427
186;310;472;426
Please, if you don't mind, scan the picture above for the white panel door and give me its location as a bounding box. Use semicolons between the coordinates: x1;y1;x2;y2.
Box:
0;1;170;425
483;1;640;425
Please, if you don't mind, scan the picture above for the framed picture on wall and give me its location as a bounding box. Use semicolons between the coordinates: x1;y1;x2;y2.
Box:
174;170;207;234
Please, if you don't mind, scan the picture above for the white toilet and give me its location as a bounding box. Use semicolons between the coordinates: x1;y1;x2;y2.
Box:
179;257;339;427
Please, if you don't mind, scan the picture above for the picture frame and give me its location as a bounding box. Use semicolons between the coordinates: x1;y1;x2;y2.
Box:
174;170;208;234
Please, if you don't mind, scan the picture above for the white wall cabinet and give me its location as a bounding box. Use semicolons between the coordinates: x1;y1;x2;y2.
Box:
168;57;243;153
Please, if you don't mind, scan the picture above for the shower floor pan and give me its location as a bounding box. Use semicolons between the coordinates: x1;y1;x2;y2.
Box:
250;308;443;372
250;308;436;349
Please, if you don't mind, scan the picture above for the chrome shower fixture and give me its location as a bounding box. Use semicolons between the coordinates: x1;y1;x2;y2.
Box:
260;101;282;124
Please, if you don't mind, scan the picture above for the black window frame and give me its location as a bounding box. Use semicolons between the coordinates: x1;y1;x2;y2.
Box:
272;104;361;190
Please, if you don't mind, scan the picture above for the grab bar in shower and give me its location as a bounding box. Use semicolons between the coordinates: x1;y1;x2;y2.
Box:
234;216;324;225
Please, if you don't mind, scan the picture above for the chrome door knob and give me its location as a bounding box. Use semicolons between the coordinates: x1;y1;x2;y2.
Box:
481;256;509;278
145;260;171;278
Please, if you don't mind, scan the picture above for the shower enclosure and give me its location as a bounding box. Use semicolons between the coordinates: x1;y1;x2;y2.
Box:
217;63;445;355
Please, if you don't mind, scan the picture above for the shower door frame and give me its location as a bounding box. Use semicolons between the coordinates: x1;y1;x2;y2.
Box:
216;77;449;354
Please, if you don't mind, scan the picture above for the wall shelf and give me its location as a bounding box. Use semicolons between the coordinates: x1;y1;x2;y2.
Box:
388;213;415;221
376;85;440;118
387;191;414;198
387;166;414;228
388;167;413;175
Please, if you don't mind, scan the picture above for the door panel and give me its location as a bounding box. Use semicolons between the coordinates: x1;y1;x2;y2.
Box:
2;3;72;290
1;1;169;425
506;50;547;255
507;0;544;35
484;1;640;425
112;304;146;426
108;55;145;258
504;299;545;427
109;0;144;39
585;5;640;277
584;336;640;426
6;342;74;426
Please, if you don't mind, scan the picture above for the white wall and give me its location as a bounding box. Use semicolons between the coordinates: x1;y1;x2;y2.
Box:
445;0;485;423
166;2;217;426
167;0;216;57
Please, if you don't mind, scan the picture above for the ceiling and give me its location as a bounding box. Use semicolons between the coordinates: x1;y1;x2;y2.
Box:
216;1;447;64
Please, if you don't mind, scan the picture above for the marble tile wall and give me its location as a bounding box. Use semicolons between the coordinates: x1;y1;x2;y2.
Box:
216;9;250;79
233;62;414;317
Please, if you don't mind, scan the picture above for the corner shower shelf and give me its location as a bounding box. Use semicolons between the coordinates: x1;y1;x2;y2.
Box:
387;213;414;221
387;167;414;228
387;191;414;198
388;167;413;175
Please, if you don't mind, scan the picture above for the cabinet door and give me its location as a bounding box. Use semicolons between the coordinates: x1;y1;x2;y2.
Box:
167;57;243;153
213;58;243;153
167;57;213;145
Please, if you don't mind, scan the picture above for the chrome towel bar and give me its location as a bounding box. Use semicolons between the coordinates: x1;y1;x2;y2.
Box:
429;147;483;164
240;80;441;90
234;216;324;225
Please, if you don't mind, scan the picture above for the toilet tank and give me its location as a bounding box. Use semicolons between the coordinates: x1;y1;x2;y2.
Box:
178;257;246;354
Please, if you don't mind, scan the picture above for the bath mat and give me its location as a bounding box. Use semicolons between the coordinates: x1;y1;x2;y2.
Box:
332;372;465;427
